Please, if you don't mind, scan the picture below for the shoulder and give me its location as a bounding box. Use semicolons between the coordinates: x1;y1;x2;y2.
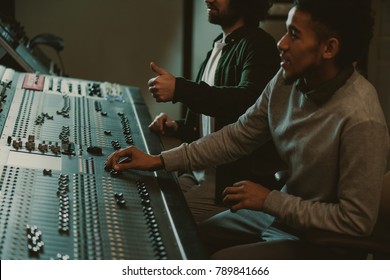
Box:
231;27;278;58
342;70;379;105
335;70;387;127
245;27;276;45
231;26;276;45
253;27;276;41
347;70;376;94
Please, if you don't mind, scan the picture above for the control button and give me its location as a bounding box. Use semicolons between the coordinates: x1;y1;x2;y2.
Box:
110;170;120;177
116;199;126;208
104;164;111;171
114;193;124;199
43;169;52;176
141;199;151;206
86;146;103;156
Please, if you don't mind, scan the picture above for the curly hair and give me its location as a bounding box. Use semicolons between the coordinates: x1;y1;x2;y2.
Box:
230;0;274;27
293;0;374;67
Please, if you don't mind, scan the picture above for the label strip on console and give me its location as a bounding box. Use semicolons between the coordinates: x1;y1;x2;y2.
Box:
23;73;45;91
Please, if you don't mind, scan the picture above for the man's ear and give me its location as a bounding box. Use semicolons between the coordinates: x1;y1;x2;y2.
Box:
323;37;340;60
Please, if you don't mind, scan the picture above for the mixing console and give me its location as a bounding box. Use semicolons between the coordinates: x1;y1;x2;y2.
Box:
0;65;204;260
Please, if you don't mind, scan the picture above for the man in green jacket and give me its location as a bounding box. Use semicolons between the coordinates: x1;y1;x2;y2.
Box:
147;0;285;223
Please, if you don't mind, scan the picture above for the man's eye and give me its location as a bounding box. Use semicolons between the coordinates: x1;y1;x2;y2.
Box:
290;31;297;39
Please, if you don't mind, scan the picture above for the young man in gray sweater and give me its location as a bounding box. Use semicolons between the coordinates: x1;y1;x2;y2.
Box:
105;0;389;259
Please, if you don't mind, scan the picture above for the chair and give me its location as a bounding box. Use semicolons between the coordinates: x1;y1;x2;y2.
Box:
274;170;390;259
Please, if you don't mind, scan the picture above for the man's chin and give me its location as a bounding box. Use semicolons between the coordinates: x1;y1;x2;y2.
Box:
208;14;219;25
282;73;295;85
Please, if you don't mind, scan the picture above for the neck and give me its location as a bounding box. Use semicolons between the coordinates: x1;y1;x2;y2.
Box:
221;18;245;35
303;63;341;90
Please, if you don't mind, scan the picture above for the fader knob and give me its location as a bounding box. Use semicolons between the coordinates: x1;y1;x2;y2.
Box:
116;199;126;207
114;193;124;199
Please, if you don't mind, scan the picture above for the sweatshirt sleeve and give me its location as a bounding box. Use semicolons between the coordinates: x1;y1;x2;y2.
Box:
162;84;273;173
263;121;389;237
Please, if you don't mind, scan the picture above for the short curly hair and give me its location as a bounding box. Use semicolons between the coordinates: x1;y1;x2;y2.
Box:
293;0;374;67
230;0;273;27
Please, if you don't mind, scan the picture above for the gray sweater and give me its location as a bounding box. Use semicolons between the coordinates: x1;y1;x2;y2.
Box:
162;68;389;237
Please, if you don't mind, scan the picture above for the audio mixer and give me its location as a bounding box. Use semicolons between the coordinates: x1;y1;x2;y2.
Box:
0;65;205;260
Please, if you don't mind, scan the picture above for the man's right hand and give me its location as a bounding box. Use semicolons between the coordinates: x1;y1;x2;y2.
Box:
148;112;178;136
105;146;164;172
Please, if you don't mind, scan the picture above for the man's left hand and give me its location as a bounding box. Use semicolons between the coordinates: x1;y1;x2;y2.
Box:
222;180;271;212
148;62;176;102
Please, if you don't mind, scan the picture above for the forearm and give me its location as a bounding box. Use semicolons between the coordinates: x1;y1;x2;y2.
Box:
162;97;271;173
174;78;260;118
173;42;279;119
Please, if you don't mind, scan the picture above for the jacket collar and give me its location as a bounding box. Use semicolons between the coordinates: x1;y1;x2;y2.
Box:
213;25;256;45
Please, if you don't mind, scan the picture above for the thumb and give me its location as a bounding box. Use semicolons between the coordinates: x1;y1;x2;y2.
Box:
165;120;176;128
150;62;168;75
164;120;178;134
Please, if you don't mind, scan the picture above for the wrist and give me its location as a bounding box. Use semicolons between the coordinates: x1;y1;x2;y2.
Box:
172;77;183;103
159;155;166;169
149;155;164;171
